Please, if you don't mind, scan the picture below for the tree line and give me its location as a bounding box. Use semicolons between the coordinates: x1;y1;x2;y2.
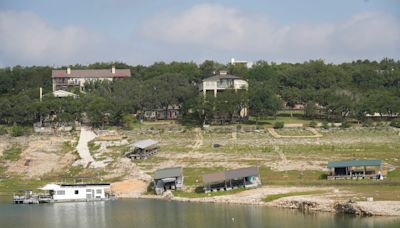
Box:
0;59;399;127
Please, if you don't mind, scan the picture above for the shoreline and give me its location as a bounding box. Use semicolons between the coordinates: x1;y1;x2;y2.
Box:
113;184;400;217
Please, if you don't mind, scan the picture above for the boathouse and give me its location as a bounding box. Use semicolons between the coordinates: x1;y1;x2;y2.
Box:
126;139;159;160
154;167;183;195
203;167;261;193
39;183;111;201
327;160;383;180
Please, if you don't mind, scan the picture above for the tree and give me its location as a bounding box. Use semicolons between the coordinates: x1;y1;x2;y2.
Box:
248;83;282;125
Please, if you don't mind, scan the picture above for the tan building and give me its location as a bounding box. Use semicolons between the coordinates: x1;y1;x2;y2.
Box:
52;66;131;91
199;71;248;97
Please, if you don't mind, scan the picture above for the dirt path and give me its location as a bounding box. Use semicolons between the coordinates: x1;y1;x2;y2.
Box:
190;128;203;152
73;126;96;167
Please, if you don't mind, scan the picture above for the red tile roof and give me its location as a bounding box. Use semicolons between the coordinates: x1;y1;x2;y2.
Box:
52;69;131;78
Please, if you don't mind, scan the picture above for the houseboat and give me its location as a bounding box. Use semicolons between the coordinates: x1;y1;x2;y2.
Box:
13;183;112;204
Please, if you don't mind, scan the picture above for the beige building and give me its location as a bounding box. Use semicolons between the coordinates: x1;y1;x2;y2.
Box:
199;71;248;97
52;66;131;91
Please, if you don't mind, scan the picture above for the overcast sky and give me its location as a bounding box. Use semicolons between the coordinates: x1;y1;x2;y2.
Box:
0;0;399;66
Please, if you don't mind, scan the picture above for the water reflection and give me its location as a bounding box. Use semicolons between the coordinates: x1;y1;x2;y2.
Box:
0;199;399;228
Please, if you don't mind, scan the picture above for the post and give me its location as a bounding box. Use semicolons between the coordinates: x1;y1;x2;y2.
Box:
40;87;43;102
363;166;366;177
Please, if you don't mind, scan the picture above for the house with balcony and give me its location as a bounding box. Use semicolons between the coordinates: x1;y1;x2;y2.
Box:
52;66;131;91
199;71;248;97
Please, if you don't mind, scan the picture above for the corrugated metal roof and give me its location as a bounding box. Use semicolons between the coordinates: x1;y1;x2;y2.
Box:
203;172;225;184
154;167;182;180
202;167;259;184
225;167;259;180
328;160;381;168
132;139;158;149
52;69;131;78
203;74;241;81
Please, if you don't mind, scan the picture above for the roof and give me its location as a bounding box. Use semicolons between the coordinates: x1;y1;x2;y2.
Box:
52;69;131;78
132;139;158;149
203;167;259;184
154;167;182;180
203;74;241;81
328;160;382;168
39;183;110;190
225;167;259;180
203;171;225;184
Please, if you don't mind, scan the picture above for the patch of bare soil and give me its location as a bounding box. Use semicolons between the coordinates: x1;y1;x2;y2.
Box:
4;135;76;178
104;158;151;181
111;179;148;198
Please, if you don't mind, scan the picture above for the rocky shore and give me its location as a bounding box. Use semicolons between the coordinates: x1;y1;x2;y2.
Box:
129;186;400;216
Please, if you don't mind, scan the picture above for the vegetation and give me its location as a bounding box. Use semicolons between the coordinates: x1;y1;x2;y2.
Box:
0;59;399;127
273;121;284;129
0;125;7;135
10;123;24;137
390;118;400;128
2;145;23;161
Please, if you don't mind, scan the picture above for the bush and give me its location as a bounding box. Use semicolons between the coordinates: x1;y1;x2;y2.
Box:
362;119;373;127
10;123;24;137
341;121;351;128
0;125;7;135
308;121;317;128
273;121;284;129
389;118;400;128
321;121;329;129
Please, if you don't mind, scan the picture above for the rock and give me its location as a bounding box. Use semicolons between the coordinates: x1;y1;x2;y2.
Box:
163;190;174;200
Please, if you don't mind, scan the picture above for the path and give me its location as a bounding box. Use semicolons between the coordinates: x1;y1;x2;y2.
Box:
190;128;203;152
73;126;96;167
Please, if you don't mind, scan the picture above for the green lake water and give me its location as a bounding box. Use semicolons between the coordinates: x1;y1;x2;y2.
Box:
0;199;399;228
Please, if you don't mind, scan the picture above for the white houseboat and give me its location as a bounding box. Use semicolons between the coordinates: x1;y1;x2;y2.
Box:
39;183;111;202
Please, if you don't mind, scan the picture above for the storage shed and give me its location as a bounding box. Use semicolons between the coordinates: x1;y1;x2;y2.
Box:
154;167;184;195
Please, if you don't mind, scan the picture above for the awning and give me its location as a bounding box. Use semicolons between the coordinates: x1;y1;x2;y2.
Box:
132;139;158;149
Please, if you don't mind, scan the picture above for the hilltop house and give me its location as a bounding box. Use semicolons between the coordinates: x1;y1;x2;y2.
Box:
52;66;131;91
199;71;248;97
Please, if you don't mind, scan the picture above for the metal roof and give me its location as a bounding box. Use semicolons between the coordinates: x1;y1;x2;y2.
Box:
328;160;382;168
203;74;241;81
52;69;131;78
154;167;182;180
203;172;225;184
132;139;158;149
203;167;260;184
225;167;259;180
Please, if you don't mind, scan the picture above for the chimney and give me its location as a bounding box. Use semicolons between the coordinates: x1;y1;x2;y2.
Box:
111;65;116;74
67;67;71;75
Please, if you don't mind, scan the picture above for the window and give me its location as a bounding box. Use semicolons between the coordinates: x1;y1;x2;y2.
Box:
74;190;79;195
56;190;65;195
96;189;102;194
86;189;92;193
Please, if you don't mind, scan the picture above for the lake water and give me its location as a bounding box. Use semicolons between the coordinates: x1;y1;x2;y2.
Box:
0;199;399;228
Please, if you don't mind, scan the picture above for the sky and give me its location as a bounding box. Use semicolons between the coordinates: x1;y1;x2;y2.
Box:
0;0;399;66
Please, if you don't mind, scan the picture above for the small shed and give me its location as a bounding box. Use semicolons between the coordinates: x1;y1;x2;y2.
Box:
126;139;159;160
154;167;183;195
327;160;383;180
203;167;261;193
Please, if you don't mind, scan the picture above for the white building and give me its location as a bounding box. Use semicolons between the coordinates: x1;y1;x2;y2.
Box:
231;58;253;68
52;66;131;91
199;71;249;97
40;183;111;202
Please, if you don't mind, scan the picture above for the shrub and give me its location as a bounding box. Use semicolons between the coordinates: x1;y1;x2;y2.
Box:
0;125;7;135
362;119;373;127
273;121;284;129
10;123;24;137
389;118;400;128
321;121;329;129
308;121;317;128
341;121;351;128
236;124;242;130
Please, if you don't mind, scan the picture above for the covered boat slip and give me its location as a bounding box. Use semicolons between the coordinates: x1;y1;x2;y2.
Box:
125;139;160;160
203;167;261;193
154;167;183;195
327;160;383;180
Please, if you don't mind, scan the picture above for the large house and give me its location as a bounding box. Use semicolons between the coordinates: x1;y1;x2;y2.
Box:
199;71;248;97
52;66;131;91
